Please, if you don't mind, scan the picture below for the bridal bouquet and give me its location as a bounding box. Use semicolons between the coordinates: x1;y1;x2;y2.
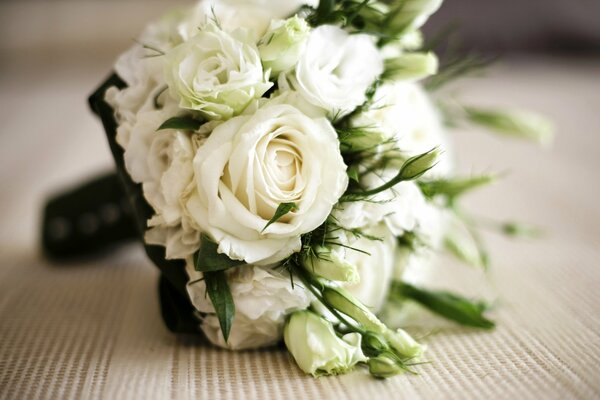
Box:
77;0;551;379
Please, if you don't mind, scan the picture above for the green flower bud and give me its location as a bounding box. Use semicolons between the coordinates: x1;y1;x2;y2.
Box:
383;52;438;82
398;147;440;181
501;222;542;238
363;332;390;354
368;354;404;379
302;245;360;283
383;328;425;359
284;311;367;376
322;286;387;333
386;0;443;35
464;107;554;146
258;16;310;75
341;127;388;152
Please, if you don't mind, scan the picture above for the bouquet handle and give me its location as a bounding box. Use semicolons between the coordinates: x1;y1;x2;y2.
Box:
41;172;138;259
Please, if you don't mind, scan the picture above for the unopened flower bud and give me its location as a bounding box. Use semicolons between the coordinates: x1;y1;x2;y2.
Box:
322;286;387;333
368;354;404;379
302;245;360;283
258;16;310;75
363;332;390;354
464;107;554;146
398;147;440;181
284;311;366;376
383;328;425;359
383;52;438;82
386;0;443;35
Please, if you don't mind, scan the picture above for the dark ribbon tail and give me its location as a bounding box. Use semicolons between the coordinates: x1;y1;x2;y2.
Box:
41;172;139;260
159;275;201;334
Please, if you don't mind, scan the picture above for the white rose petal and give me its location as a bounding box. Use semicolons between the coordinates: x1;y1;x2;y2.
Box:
185;99;348;265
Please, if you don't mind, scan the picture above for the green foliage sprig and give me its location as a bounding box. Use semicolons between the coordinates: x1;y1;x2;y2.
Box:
389;282;495;329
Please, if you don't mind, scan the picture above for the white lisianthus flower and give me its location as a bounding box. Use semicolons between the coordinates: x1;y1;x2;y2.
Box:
258;17;310;75
164;22;272;120
186;264;311;350
105;9;187;149
333;173;426;237
222;0;318;20
177;0;317;43
120;105;204;259
351;81;452;177
185;100;348;265
284;310;366;376
342;224;397;313
292;25;383;117
145;218;201;260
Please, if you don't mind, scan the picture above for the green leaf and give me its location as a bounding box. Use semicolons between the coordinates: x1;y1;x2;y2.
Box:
392;282;495;329
315;0;335;22
262;202;297;232
194;234;245;272
347;165;360;183
204;271;235;342
157;116;203;131
418;175;496;201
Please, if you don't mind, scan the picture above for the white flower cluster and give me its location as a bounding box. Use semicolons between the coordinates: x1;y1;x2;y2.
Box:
107;0;452;376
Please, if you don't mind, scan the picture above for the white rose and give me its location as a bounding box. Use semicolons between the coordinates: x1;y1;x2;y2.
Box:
185;100;348;265
291;25;383;117
284;310;366;376
343;224;397;313
164;22;272;120
351;81;452;177
186;264;311;350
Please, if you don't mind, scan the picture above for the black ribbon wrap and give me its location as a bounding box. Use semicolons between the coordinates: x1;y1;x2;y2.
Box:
41;74;199;334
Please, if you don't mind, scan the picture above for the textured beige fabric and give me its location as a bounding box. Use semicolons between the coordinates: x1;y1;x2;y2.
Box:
1;27;600;399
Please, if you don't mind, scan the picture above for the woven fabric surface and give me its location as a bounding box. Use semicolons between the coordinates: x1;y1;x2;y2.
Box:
1;54;599;399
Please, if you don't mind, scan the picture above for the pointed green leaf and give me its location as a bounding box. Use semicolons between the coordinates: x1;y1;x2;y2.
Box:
204;271;235;342
157;116;203;131
194;234;245;272
347;165;360;183
262;202;297;232
392;282;495;329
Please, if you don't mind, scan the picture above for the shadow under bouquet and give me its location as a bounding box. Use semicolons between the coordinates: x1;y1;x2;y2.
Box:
42;0;552;379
